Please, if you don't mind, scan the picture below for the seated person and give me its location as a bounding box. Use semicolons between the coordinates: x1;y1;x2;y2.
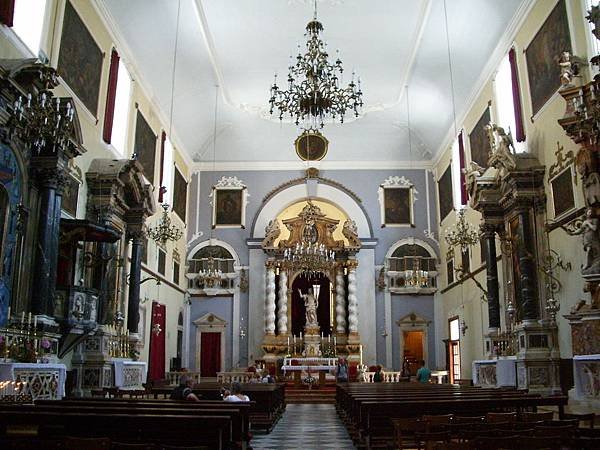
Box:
373;365;384;382
416;360;431;383
249;372;262;383
170;376;200;401
224;382;250;402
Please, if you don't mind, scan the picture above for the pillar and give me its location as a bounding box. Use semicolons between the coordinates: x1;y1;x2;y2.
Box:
265;264;276;335
517;209;539;322
347;263;358;334
481;223;500;331
126;230;144;333
335;267;347;334
277;270;288;335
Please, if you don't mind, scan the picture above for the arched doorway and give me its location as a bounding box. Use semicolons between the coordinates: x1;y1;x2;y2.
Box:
290;274;332;337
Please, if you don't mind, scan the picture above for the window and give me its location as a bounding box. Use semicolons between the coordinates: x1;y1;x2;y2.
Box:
110;58;132;155
157;248;166;276
449;318;461;383
173;260;180;285
494;51;526;153
447;257;454;286
12;0;47;55
162;136;174;204
451;132;467;209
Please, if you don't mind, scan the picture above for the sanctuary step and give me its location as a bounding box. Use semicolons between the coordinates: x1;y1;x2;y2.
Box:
285;381;337;404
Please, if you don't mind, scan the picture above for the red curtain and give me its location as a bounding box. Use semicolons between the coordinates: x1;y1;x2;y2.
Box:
158;131;166;203
148;302;166;382
508;47;525;143
102;49;120;144
457;131;467;204
0;0;15;27
200;332;221;377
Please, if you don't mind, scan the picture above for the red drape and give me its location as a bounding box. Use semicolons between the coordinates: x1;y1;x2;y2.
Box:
0;0;15;27
102;49;120;144
508;47;525;143
200;332;221;377
458;131;467;204
148;302;166;382
158;131;166;203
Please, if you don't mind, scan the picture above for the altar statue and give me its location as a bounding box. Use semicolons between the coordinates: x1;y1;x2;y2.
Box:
298;288;319;328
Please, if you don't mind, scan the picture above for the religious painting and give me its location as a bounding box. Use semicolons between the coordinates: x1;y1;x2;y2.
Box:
57;1;104;117
469;106;491;167
525;0;572;116
447;257;454;286
173;167;187;222
61;175;79;217
212;188;245;228
550;165;576;219
133;111;157;185
382;187;413;226
438;165;454;222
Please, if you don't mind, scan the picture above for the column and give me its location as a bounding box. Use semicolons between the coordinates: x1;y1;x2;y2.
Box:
265;264;276;335
347;264;359;334
31;168;67;318
126;230;144;333
517;210;539;322
335;268;347;334
277;270;288;335
481;223;500;331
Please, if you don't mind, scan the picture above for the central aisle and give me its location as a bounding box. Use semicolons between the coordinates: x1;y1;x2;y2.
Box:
251;403;356;450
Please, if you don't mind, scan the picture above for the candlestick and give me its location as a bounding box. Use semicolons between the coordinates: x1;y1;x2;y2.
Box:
359;344;363;366
7;306;10;322
20;312;25;327
27;312;31;329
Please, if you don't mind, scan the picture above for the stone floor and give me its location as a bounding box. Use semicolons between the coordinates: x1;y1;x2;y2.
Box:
251;403;356;450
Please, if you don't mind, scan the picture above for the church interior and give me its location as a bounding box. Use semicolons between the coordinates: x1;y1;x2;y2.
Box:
2;0;600;449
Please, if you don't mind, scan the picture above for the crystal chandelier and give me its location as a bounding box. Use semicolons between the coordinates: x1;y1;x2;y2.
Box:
146;203;183;245
196;257;225;289
283;242;336;276
444;208;481;256
268;3;363;129
10;67;75;154
404;259;430;288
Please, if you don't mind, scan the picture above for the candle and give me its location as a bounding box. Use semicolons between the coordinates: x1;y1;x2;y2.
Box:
287;336;290;347
27;312;31;328
300;332;303;339
293;335;296;344
33;316;37;330
21;312;24;326
321;332;323;339
359;344;363;366
7;306;10;322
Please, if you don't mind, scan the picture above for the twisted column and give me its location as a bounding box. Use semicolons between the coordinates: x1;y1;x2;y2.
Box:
347;265;359;333
481;223;500;331
277;271;288;335
335;268;347;334
265;265;276;335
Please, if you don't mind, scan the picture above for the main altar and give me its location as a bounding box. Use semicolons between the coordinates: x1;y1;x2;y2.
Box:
260;199;363;376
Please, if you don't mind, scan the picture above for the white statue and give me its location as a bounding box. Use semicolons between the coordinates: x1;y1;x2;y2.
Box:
559;52;575;87
299;288;319;328
572;208;600;271
463;161;485;199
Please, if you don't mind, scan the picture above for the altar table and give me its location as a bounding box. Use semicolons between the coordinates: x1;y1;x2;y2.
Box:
113;359;147;389
472;358;516;388
282;357;337;386
0;362;67;399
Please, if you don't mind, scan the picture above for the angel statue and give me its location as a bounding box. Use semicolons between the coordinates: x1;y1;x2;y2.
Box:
572;208;600;273
463;161;485;200
298;288;319;328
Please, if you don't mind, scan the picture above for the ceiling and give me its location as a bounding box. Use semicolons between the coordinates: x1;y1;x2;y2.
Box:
98;0;528;167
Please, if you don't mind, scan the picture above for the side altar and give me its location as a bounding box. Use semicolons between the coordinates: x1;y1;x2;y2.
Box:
260;199;363;377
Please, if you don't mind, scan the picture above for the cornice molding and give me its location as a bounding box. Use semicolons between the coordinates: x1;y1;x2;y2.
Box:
192;160;433;172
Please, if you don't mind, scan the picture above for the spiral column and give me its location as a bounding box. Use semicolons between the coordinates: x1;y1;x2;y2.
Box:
277;271;288;335
335;268;347;334
265;265;276;335
347;265;359;333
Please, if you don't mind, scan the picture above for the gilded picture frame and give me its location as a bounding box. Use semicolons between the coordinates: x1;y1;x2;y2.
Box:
212;187;247;229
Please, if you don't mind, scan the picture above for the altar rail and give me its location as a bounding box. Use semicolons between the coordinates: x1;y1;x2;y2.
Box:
217;372;254;384
166;371;202;386
363;371;406;383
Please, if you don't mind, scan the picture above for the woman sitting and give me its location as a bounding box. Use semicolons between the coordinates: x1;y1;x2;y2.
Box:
223;382;250;402
373;365;384;383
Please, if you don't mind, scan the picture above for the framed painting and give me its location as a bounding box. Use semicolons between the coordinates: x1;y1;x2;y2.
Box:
61;175;80;217
525;0;572;117
549;165;576;219
133;110;157;185
469;106;491;167
57;1;104;117
378;176;416;227
213;188;246;228
173;167;187;222
438;165;454;222
447;257;454;286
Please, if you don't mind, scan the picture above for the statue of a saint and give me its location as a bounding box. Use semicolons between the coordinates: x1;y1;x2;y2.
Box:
573;208;600;272
299;288;319;328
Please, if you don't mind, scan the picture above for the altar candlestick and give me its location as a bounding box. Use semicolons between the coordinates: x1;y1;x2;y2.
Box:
359;344;363;366
27;312;31;329
293;335;296;344
21;312;25;327
300;332;303;339
33;316;37;331
7;306;10;321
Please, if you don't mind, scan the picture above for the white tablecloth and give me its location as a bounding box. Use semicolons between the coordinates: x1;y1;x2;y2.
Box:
0;362;67;398
113;360;147;388
282;365;335;374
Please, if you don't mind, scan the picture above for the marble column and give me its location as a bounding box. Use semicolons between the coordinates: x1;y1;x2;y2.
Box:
126;230;144;333
347;264;359;334
31;167;66;318
517;210;539;322
265;264;276;335
277;270;288;335
481;223;500;331
335;268;347;334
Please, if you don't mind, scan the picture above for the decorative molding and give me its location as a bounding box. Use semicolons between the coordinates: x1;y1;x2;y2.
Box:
214;175;246;189
193;160;434;172
378;176;418;228
262;175;362;206
548;141;575;180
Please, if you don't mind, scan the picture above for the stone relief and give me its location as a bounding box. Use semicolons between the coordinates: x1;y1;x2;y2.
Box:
342;219;360;248
581;362;600;398
262;219;281;248
478;364;497;387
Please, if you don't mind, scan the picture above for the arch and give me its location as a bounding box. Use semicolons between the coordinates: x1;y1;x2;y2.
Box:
252;183;372;239
386;237;438;260
186;238;240;266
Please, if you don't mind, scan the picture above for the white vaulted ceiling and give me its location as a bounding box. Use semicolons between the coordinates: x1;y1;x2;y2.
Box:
97;0;529;167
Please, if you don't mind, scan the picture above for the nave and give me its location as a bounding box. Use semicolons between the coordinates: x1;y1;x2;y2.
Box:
252;404;355;450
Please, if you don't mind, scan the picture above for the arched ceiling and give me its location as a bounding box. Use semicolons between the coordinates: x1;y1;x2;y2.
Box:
97;0;528;167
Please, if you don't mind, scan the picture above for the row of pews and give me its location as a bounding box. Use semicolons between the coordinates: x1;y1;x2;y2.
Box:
0;383;286;450
336;382;569;449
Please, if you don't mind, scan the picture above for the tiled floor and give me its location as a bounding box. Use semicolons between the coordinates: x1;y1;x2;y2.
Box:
251;403;356;450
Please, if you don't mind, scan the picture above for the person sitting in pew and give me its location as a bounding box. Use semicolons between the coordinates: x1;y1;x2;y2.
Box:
170;376;200;401
373;365;384;382
224;382;250;402
415;360;431;383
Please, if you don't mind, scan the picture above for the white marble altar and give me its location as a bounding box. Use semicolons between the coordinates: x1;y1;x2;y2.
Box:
113;359;147;389
472;357;517;388
0;362;67;399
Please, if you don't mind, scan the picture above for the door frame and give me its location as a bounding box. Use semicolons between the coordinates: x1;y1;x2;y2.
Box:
194;313;227;375
448;316;461;383
396;312;430;369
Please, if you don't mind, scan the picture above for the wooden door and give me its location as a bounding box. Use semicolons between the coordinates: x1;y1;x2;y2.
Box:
200;332;221;377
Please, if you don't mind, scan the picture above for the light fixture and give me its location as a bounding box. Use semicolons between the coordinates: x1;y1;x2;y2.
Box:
196;256;225;289
444;208;481;257
269;1;363;129
146;203;183;245
10;67;75;155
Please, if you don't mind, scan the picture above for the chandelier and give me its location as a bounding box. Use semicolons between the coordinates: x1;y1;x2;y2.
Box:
283;242;336;275
146;203;183;245
268;4;363;129
196;257;226;289
10;67;75;154
404;259;430;288
444;208;481;256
